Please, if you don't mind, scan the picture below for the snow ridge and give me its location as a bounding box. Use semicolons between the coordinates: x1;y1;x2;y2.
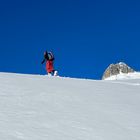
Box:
105;72;140;80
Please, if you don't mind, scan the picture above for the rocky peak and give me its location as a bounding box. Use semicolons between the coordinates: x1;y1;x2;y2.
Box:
102;62;135;80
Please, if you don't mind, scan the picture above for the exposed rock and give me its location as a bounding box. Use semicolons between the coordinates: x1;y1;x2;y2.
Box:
102;62;135;80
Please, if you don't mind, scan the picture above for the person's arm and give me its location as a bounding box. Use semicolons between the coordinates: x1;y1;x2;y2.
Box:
41;59;45;64
45;54;49;60
51;57;55;61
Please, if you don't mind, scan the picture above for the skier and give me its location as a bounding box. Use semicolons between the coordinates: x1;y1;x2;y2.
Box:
41;51;57;76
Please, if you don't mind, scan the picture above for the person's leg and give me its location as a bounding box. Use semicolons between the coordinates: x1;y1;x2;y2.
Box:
51;70;58;76
54;70;58;76
48;72;52;76
46;61;53;74
46;61;57;76
48;61;57;76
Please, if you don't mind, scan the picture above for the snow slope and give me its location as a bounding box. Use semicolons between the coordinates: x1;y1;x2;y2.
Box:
0;72;140;140
104;72;140;80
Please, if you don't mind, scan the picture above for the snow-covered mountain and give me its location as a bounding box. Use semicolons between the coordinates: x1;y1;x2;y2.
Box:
102;62;135;80
0;72;140;140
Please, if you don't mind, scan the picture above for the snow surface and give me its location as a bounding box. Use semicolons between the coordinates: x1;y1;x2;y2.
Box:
0;72;140;140
104;72;140;81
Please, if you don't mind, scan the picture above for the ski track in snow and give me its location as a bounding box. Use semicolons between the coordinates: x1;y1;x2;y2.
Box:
0;72;140;140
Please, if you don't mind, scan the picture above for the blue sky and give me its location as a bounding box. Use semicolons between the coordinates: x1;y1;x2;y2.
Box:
0;0;140;79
